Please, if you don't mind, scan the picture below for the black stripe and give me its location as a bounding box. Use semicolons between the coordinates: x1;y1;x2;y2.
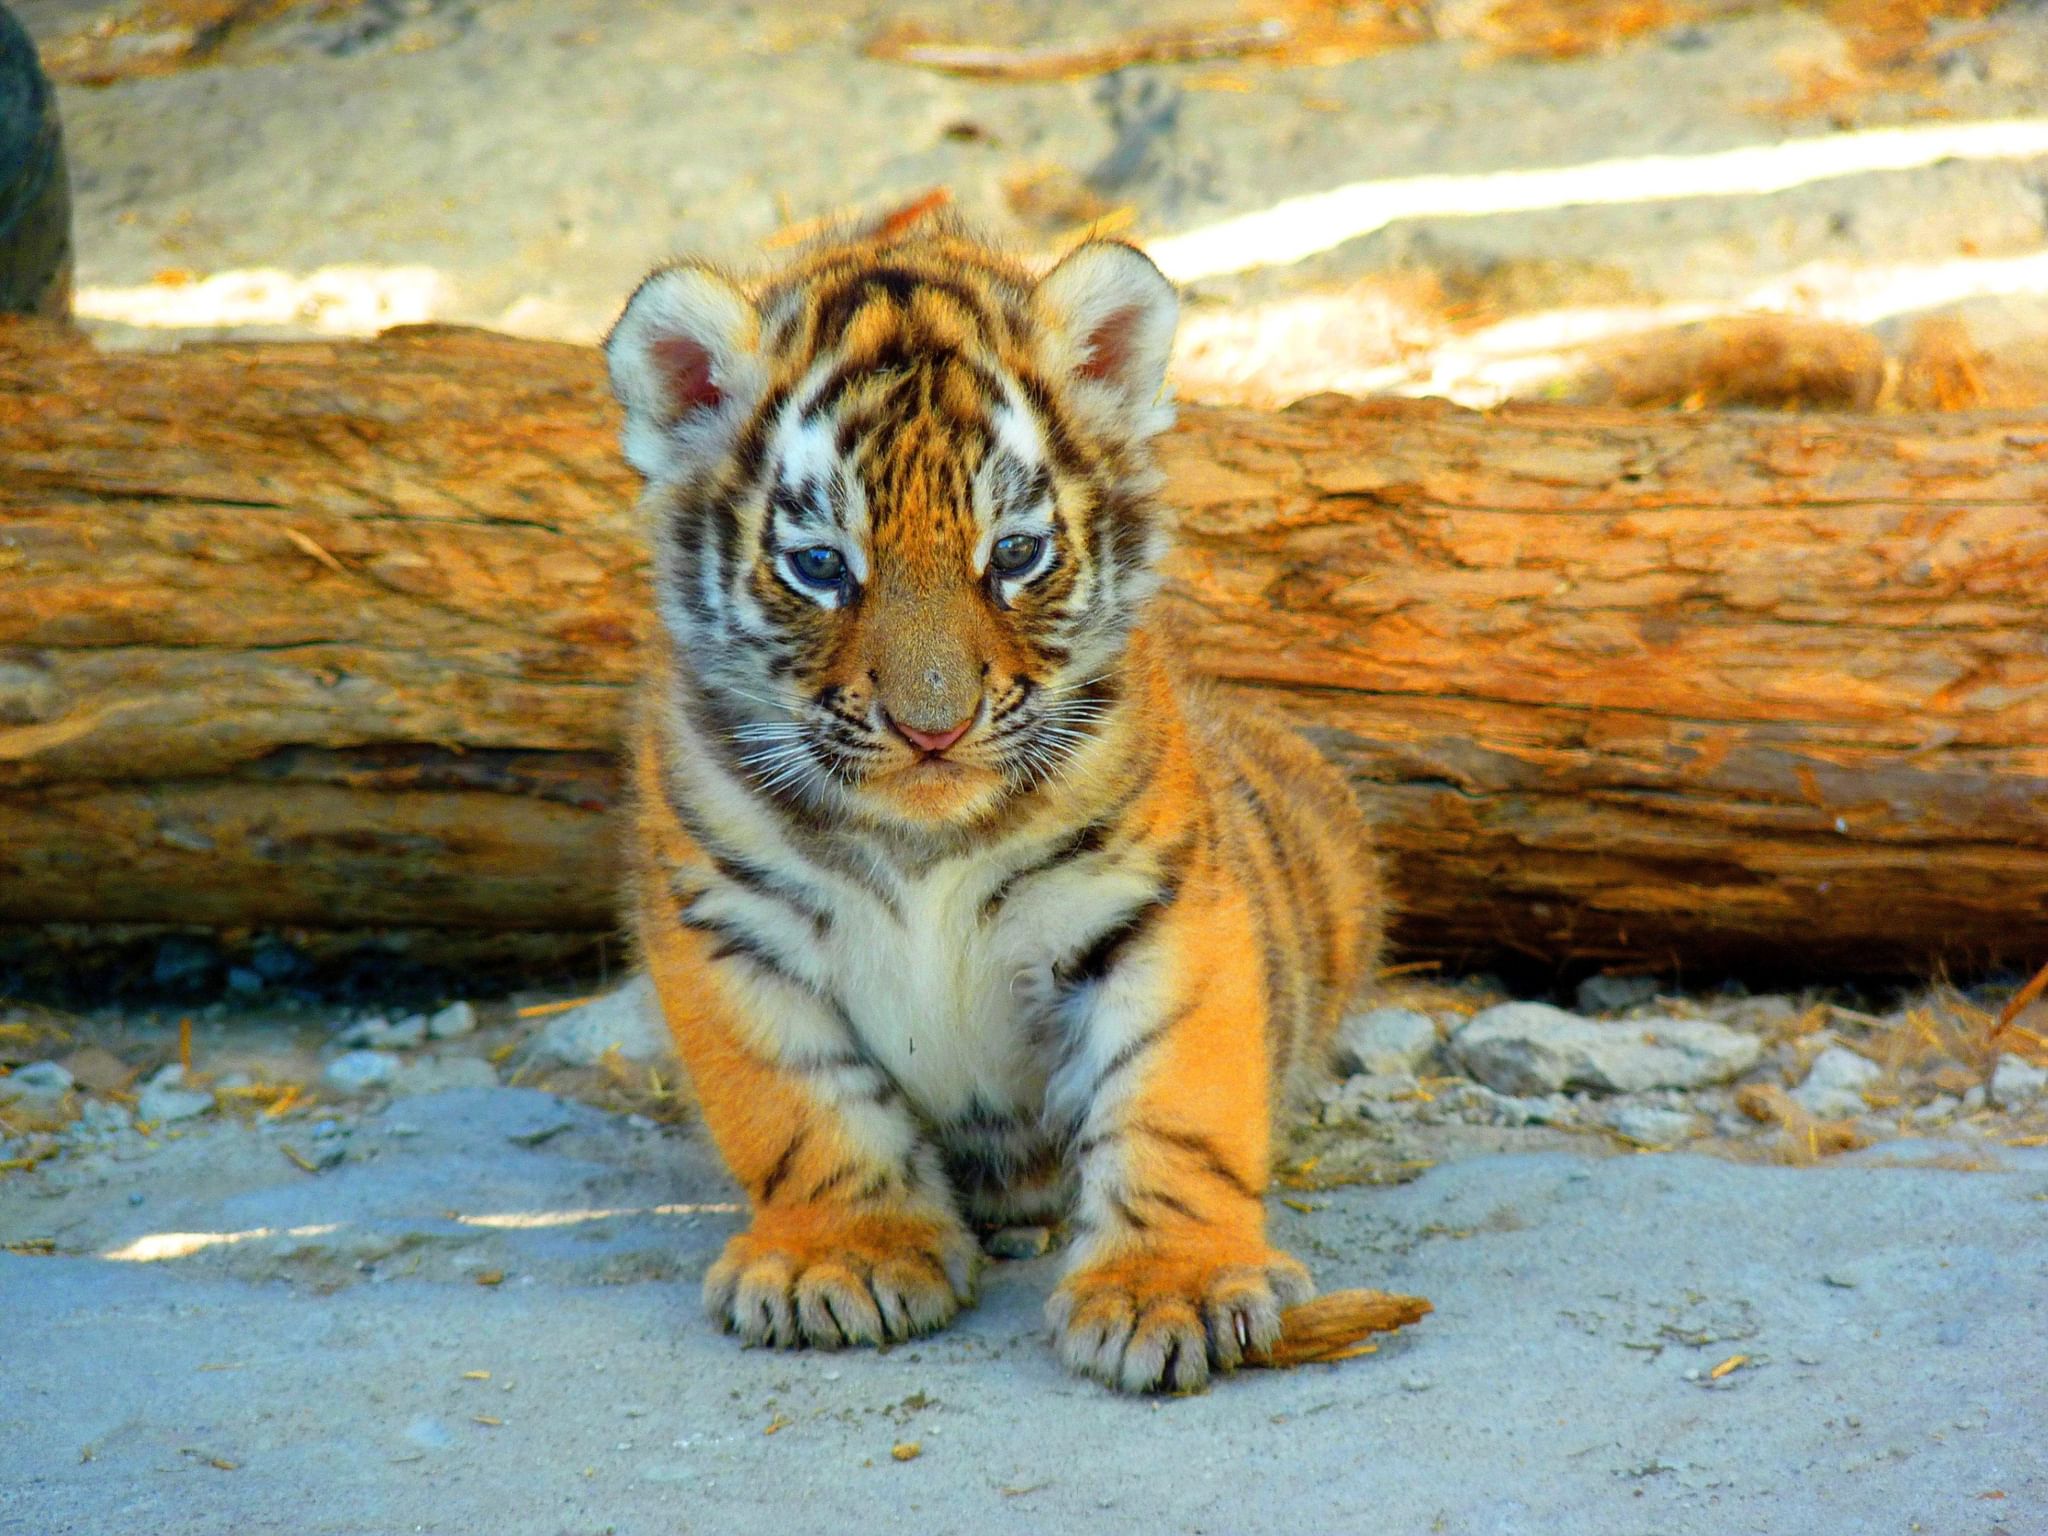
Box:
728;380;790;491
981;817;1115;919
788;1049;902;1106
1127;1186;1202;1223
1109;1192;1149;1233
703;846;833;936
1014;368;1087;476
681;907;799;980
760;1124;808;1204
664;693;907;921
1132;1121;1259;1200
854;1171;896;1203
806;1160;863;1203
1231;766;1310;1050
1069;1129;1123;1161
1060;864;1186;986
1085;1005;1192;1101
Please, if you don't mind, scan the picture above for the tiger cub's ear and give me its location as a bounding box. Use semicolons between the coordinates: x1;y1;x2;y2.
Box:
604;264;766;481
1035;240;1179;444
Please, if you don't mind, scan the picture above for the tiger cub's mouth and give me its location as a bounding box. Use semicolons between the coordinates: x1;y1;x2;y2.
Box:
864;749;1004;823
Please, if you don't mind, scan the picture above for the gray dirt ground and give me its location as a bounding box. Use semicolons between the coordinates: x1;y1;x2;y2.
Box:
5;1085;2046;1536
7;3;2048;1532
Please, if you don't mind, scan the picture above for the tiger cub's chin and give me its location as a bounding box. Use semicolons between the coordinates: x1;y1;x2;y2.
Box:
606;214;1387;1393
860;752;1008;828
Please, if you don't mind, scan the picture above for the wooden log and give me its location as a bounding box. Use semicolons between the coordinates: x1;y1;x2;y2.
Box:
3;320;2045;974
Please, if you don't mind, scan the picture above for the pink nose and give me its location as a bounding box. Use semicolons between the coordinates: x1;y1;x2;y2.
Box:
891;715;974;755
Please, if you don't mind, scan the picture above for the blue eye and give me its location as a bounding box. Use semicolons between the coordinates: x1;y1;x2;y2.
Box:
789;546;846;589
990;533;1046;577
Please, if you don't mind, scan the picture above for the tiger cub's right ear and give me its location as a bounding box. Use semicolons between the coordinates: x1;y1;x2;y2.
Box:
604;265;765;482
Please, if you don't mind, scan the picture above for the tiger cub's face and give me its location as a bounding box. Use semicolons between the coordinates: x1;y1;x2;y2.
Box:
606;228;1179;831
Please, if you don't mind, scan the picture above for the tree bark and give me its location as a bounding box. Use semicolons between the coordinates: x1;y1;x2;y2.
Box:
4;320;2044;974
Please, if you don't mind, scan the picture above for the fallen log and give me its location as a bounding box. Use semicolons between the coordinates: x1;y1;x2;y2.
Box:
3;320;2045;974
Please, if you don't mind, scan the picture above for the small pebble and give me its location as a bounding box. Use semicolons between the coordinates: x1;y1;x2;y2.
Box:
984;1225;1052;1260
323;1050;400;1094
1606;1104;1704;1146
1575;973;1660;1014
9;1061;73;1095
426;1001;478;1040
137;1065;214;1125
336;1016;426;1050
1990;1055;2046;1107
77;1099;134;1134
1911;1095;1960;1126
1792;1046;1882;1120
1332;1008;1439;1077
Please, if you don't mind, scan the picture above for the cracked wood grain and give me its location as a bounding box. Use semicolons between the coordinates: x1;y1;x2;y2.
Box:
3;322;2044;970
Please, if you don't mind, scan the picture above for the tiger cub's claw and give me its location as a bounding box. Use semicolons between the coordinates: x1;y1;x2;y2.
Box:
1048;1246;1314;1393
703;1210;981;1349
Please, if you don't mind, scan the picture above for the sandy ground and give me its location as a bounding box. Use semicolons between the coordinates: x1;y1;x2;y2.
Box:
5;1083;2045;1536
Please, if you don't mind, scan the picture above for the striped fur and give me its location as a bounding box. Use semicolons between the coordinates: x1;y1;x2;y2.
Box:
607;217;1384;1393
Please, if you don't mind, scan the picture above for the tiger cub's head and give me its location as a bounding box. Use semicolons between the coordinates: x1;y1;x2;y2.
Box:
606;219;1178;831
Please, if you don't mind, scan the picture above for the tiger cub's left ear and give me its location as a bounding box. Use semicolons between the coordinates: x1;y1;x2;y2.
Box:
604;263;766;482
1035;240;1179;443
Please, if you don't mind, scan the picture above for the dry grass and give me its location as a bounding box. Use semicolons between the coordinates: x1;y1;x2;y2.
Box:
1735;1081;1872;1161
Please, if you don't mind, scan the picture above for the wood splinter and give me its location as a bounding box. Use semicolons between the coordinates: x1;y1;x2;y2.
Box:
1249;1288;1435;1368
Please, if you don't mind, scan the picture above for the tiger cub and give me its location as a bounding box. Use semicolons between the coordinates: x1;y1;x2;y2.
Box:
604;217;1384;1393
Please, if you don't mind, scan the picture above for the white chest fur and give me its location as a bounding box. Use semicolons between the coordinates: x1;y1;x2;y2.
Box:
807;846;1157;1121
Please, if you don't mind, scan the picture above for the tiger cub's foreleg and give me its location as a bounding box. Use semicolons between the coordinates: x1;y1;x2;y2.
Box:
1046;888;1311;1393
637;885;979;1349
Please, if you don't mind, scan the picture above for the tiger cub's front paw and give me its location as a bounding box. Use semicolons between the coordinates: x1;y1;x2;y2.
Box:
1048;1245;1314;1393
704;1207;980;1349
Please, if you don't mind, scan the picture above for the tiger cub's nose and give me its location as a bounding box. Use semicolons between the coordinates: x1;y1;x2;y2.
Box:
889;713;974;756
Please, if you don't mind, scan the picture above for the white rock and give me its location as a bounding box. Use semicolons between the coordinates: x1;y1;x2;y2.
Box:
323;1050;401;1094
426;1001;478;1040
1318;1074;1420;1125
1606;1103;1704;1145
77;1098;134;1133
526;975;669;1067
137;1065;214;1124
1333;1008;1439;1076
1451;1003;1763;1096
0;1060;72;1103
1792;1046;1882;1119
337;1014;426;1050
1991;1054;2048;1107
1575;974;1660;1014
1911;1094;1960;1125
1350;1070;1420;1101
